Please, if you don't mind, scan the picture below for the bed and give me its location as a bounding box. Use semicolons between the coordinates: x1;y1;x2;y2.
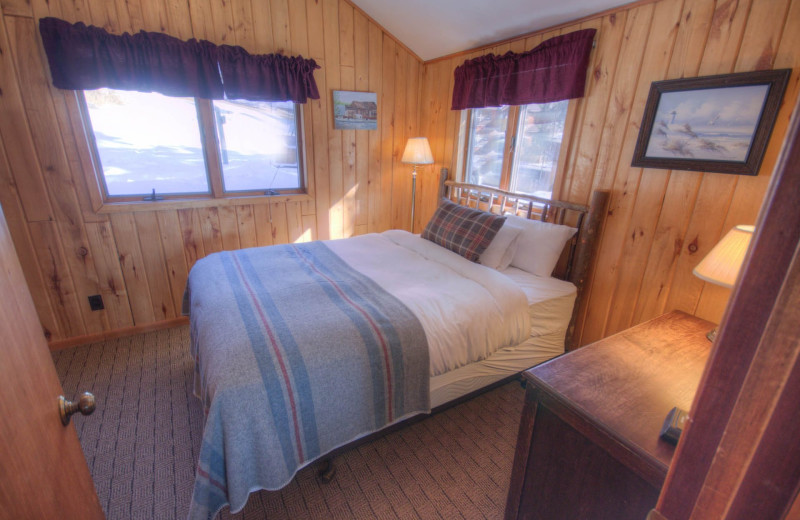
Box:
183;177;609;520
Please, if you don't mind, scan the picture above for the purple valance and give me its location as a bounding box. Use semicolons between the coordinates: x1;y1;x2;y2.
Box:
451;29;596;110
217;45;320;103
38;17;320;103
39;17;223;98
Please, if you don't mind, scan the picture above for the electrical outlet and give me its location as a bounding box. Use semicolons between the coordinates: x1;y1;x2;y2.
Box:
88;294;104;311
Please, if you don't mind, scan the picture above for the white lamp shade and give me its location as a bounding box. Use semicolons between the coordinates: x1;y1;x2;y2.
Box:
401;137;434;165
693;225;755;289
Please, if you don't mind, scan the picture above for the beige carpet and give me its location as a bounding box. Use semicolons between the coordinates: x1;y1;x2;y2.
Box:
52;326;525;519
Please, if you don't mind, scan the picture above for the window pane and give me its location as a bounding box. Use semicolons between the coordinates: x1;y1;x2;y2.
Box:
213;100;300;192
511;101;568;198
84;89;209;196
466;106;509;189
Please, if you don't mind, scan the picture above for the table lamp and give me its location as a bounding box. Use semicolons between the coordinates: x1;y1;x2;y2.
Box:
692;224;755;341
401;137;434;232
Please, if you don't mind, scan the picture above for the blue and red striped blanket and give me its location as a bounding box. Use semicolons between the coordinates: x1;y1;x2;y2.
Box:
184;242;429;519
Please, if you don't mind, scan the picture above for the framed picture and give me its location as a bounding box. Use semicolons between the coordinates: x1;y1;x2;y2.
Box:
632;69;790;175
333;90;378;130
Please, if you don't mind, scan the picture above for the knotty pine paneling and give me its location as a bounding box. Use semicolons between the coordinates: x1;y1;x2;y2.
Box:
0;0;422;343
3;0;798;347
419;0;800;347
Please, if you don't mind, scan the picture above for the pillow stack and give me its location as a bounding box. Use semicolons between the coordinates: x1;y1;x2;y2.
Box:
503;214;577;277
480;215;578;276
479;221;522;270
421;199;505;262
422;200;578;278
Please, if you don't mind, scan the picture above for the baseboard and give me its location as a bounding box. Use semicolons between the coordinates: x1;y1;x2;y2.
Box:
48;317;189;351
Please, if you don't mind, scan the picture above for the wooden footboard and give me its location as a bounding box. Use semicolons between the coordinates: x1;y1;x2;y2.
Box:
438;170;609;350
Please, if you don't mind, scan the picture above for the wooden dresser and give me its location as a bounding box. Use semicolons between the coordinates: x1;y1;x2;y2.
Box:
504;311;713;520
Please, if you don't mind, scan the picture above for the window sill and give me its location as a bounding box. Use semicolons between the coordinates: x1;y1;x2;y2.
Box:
94;192;313;214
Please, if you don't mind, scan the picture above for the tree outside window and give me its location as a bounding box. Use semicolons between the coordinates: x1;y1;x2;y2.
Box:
465;100;568;199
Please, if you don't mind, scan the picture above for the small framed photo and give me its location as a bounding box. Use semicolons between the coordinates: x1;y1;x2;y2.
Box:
632;69;790;175
333;90;378;130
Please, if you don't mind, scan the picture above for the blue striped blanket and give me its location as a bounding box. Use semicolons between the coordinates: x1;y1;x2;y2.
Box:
184;242;430;519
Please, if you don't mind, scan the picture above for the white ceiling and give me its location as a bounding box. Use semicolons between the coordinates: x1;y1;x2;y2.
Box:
350;0;631;61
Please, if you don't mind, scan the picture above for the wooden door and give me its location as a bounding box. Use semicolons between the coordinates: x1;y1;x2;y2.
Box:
0;204;104;519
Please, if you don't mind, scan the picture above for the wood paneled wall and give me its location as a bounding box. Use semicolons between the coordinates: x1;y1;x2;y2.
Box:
419;0;800;347
0;0;422;343
2;0;799;347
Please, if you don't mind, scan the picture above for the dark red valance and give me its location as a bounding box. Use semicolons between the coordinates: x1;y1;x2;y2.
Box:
451;29;596;110
217;45;320;103
38;17;320;103
39;17;223;98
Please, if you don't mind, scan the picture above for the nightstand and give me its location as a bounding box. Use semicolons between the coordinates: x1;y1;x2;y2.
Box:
505;311;713;520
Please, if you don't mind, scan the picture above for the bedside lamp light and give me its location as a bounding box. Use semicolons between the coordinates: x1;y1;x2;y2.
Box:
692;225;755;341
402;137;434;232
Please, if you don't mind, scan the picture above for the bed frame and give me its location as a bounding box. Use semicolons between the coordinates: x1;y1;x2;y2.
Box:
438;171;609;351
316;180;608;481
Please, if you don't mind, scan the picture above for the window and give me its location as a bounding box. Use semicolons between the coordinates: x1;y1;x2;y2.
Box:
212;100;300;193
84;89;209;196
464;100;569;199
466;106;510;190
82;88;304;202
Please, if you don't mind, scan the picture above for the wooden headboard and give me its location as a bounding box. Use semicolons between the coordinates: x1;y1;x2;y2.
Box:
439;173;609;350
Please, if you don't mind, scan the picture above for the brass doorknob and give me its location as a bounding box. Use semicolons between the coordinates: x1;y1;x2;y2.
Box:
58;392;96;426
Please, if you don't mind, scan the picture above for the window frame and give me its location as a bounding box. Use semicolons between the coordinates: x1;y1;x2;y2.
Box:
76;90;310;212
208;99;307;197
459;101;573;199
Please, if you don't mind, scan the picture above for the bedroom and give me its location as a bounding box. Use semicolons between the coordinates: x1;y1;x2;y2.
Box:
1;0;799;518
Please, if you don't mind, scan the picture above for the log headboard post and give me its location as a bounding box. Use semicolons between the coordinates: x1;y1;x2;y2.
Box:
437;168;449;203
565;189;610;350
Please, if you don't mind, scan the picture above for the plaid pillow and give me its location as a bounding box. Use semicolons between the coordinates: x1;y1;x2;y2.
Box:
421;199;506;262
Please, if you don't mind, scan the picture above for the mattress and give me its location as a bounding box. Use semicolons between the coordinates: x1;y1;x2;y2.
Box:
330;233;577;407
328;230;531;376
431;267;576;407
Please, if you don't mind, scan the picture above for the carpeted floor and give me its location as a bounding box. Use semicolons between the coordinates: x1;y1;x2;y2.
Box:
52;326;526;520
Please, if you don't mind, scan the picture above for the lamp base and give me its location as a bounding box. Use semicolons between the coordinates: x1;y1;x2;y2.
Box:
410;169;417;233
706;327;718;342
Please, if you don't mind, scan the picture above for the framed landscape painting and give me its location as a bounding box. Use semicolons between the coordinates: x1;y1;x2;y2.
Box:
333;90;378;130
632;69;790;175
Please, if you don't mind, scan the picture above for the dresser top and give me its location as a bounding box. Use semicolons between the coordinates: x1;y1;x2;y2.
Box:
525;311;713;479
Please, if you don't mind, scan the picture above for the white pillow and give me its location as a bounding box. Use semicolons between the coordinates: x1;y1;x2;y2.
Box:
506;214;578;277
479;221;522;270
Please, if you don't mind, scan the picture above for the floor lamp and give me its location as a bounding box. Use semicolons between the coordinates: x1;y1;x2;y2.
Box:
401;137;434;233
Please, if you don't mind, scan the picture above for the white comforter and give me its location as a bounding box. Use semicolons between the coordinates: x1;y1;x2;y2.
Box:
327;230;531;376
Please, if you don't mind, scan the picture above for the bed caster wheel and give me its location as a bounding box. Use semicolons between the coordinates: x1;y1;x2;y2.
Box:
318;459;336;483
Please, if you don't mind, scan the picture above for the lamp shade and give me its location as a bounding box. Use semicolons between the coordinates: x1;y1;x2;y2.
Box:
401;137;434;165
693;225;755;289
